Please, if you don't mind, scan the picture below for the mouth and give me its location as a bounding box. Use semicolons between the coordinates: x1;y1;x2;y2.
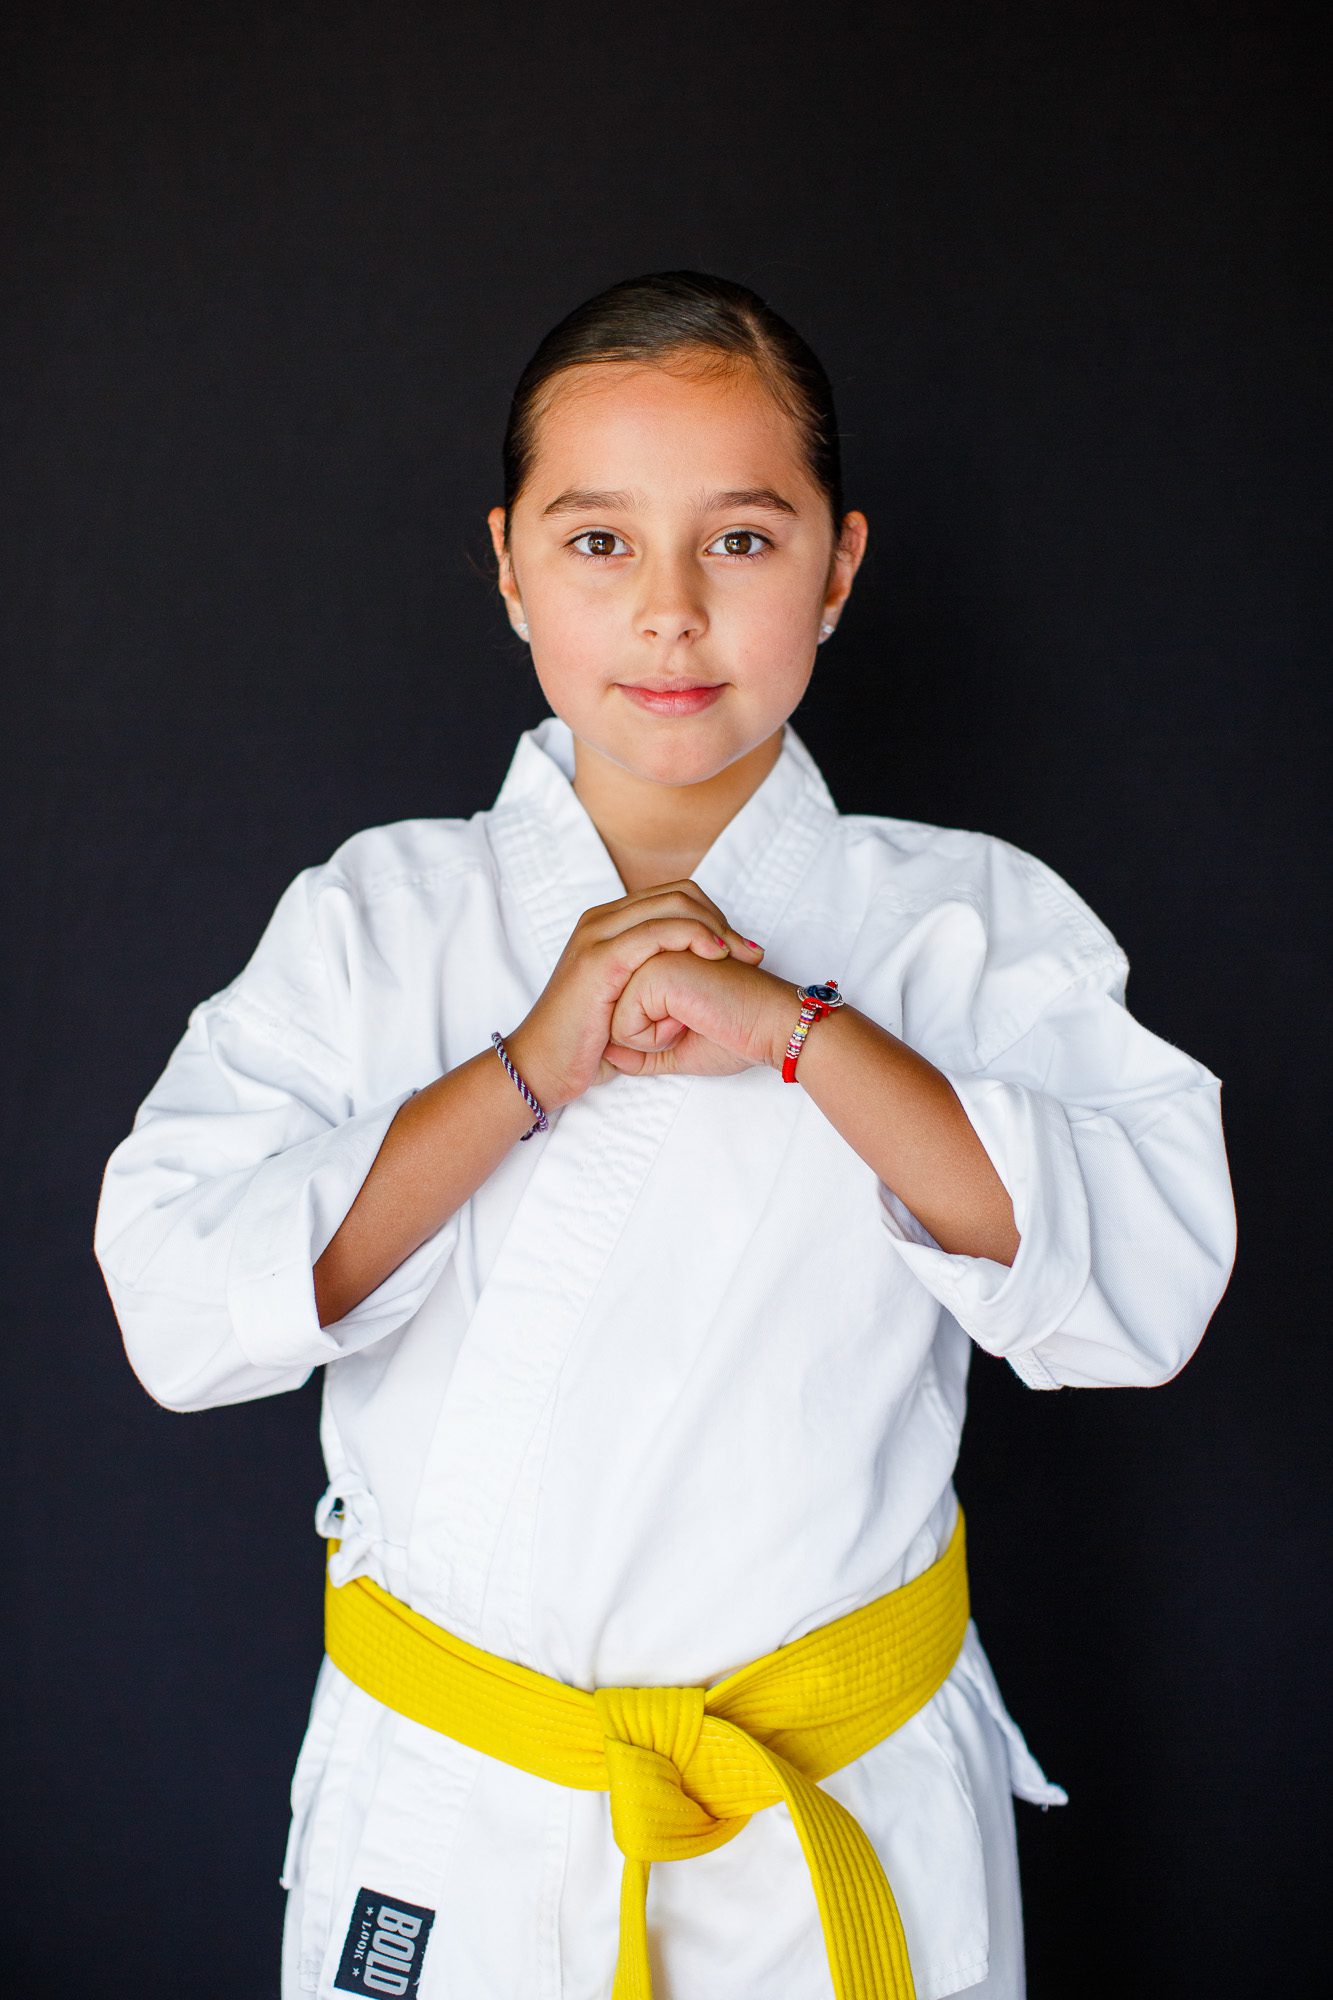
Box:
617;683;726;715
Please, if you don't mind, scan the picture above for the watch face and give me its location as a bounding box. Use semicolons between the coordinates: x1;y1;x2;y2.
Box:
806;983;840;1004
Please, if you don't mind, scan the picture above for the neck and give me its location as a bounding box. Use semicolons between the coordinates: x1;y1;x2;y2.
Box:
571;726;785;896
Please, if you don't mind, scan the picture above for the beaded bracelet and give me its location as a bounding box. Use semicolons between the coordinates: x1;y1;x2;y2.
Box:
781;978;844;1083
491;1031;550;1140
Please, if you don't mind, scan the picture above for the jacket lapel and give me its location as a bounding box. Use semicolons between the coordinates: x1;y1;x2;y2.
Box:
405;716;843;1644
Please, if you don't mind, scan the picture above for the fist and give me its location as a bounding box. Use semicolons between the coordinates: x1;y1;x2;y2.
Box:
603;950;784;1079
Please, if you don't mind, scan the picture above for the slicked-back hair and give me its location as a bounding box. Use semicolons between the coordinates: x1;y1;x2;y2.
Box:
500;270;845;541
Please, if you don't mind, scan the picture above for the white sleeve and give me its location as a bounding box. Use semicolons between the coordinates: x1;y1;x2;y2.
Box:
93;864;462;1413
876;852;1237;1389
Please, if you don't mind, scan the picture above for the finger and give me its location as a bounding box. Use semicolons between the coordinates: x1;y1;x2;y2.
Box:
596;918;732;989
610;1044;676;1078
599;1044;646;1076
616;1016;686;1052
608;983;686;1047
661;882;764;958
585;885;763;959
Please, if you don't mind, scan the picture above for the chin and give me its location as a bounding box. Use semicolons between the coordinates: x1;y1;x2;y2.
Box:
626;742;729;786
607;724;739;787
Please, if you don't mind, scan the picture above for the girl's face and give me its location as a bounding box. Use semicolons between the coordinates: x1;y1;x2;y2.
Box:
487;355;867;790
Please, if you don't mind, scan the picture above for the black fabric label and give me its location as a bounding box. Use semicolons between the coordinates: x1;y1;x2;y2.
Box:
332;1887;436;1997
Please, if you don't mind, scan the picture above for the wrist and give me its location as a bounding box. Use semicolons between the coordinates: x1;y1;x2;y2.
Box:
756;971;802;1073
495;1025;570;1121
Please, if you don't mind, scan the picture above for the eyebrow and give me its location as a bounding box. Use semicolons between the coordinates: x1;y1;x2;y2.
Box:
540;485;799;519
541;488;636;518
706;487;799;516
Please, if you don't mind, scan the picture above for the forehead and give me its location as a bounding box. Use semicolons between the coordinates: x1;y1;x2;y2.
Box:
521;357;816;504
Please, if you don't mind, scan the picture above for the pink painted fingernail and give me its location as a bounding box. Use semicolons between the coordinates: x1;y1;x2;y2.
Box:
744;938;763;951
713;933;728;945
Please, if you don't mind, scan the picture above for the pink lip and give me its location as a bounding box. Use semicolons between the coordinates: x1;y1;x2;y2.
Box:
618;683;725;715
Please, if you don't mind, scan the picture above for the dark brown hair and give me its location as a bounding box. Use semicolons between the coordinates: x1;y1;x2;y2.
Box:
501;270;845;541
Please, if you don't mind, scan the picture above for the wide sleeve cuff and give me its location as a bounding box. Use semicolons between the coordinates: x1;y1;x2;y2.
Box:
876;1066;1091;1378
224;1084;457;1372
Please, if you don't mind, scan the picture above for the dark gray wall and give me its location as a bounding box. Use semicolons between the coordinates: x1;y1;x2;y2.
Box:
5;3;1326;1994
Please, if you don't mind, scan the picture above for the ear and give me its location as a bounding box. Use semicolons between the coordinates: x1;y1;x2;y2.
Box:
821;510;869;633
487;506;527;635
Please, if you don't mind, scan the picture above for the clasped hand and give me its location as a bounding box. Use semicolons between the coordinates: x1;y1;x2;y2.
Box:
602;941;786;1078
508;879;794;1109
599;885;791;1080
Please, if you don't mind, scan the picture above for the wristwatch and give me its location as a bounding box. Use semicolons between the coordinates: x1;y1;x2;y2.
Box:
781;979;844;1082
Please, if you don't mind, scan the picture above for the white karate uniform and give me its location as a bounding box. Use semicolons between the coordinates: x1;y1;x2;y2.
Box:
93;714;1237;2000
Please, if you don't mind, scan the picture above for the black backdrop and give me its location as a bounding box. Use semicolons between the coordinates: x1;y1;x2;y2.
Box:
5;4;1327;1995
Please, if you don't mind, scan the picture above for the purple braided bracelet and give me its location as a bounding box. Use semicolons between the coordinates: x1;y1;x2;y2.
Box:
491;1031;550;1140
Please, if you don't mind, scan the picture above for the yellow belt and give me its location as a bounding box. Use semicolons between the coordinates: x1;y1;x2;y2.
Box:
324;1501;969;2000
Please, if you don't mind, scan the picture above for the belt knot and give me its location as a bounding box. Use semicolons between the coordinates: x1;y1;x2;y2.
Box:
593;1684;738;1863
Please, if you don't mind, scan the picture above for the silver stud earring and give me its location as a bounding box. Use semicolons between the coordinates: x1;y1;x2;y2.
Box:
818;621;835;643
516;621;530;641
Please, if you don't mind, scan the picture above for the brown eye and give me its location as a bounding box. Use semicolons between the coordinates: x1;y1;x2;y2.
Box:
571;530;627;559
707;530;771;559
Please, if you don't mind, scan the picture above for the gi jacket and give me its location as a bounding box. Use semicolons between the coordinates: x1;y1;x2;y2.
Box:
94;715;1237;2000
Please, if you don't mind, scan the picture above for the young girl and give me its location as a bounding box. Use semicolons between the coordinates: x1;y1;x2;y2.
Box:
94;271;1236;2000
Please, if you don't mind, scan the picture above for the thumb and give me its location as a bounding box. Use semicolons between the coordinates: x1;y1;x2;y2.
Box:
598;1045;646;1077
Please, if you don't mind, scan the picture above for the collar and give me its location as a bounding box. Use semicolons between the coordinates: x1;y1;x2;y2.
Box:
485;712;841;968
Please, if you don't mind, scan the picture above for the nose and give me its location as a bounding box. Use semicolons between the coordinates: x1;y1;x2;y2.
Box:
634;550;708;648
